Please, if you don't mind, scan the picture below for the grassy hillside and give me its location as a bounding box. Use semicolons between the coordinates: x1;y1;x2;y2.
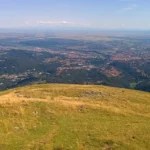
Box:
0;84;150;150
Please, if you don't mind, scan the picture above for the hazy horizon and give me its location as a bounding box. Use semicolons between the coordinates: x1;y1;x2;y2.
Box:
0;0;150;30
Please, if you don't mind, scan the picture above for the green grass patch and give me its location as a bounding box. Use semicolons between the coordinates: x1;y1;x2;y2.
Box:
0;84;150;149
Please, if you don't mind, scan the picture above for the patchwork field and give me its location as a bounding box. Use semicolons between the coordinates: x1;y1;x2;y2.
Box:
0;84;150;150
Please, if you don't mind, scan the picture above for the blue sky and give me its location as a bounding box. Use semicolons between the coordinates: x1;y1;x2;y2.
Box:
0;0;150;29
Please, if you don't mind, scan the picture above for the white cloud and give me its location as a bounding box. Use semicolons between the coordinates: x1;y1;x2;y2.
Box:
25;20;90;27
25;21;29;24
36;21;71;25
122;4;137;11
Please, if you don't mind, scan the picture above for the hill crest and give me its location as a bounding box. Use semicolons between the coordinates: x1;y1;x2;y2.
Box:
0;84;150;150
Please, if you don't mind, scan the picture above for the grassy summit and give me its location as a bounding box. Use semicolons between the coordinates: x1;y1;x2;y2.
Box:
0;84;150;150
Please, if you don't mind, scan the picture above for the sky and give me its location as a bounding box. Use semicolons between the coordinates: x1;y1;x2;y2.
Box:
0;0;150;29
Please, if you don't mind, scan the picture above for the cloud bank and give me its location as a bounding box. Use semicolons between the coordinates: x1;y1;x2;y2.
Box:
25;21;90;27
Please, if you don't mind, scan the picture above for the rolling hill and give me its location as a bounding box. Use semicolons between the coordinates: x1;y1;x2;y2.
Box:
0;84;150;150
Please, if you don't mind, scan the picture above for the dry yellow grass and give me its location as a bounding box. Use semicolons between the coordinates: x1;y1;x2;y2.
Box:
1;84;149;116
0;84;150;150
